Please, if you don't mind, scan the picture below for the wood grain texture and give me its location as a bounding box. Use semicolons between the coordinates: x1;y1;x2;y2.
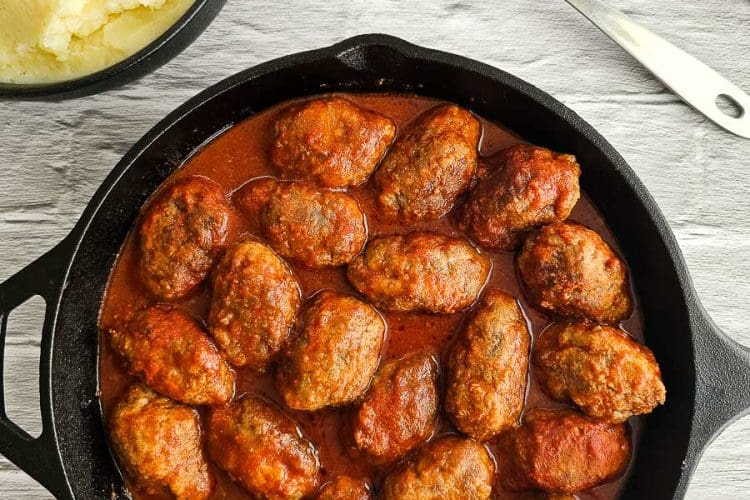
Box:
0;0;748;498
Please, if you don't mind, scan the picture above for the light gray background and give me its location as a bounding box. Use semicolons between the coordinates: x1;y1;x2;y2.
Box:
1;0;748;497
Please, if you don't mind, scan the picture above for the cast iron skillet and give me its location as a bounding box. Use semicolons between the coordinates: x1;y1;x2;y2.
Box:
0;34;748;499
0;0;226;100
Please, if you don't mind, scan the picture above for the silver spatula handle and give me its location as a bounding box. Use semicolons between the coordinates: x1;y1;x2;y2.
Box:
565;0;750;138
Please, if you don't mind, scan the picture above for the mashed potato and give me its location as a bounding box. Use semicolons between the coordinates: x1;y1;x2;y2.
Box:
0;0;195;84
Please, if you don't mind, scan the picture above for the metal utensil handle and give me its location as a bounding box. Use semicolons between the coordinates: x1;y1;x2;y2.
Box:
0;237;74;499
565;0;750;138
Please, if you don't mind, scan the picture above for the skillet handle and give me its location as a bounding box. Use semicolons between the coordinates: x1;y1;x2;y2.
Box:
680;306;750;490
0;237;74;499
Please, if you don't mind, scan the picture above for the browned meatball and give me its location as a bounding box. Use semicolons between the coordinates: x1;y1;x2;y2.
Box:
315;476;371;500
209;238;301;370
514;494;579;500
375;104;481;222
110;305;234;406
352;352;439;463
275;291;385;410
236;178;367;268
381;435;494;500
272;97;396;188
139;176;231;300
234;176;279;214
347;232;491;314
109;384;214;499
534;322;666;423
445;290;530;440
497;409;630;493
458;145;581;251
517;222;632;323
207;394;320;499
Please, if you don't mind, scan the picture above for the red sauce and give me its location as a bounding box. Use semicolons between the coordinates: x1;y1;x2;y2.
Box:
98;93;643;499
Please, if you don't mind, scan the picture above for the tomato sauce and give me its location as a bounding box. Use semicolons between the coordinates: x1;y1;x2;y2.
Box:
98;93;643;499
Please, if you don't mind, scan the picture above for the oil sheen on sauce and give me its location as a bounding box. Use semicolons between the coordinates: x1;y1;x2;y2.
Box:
98;93;644;500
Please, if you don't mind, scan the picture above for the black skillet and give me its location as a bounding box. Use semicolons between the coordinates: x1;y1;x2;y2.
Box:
0;34;748;499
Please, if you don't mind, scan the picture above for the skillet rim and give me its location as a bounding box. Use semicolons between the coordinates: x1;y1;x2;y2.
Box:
52;32;710;499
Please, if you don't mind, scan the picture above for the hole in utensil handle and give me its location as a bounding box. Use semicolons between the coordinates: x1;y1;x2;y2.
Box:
716;94;745;119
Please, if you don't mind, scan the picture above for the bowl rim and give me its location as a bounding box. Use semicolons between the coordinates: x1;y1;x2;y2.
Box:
0;0;225;98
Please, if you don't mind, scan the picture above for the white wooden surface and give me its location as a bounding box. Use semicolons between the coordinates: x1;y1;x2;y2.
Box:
0;0;748;498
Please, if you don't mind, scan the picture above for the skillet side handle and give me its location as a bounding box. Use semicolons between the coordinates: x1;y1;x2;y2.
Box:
0;237;75;499
679;307;750;493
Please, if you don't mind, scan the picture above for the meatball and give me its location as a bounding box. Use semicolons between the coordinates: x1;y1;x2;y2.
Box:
381;436;494;500
352;352;439;463
275;291;385;410
534;322;666;423
110;305;234;406
139;176;231;300
458;145;581;251
500;494;576;500
234;176;279;214
375;104;481;222
236;178;367;268
207;394;320;499
272;97;396;188
497;409;630;493
347;232;491;314
109;385;213;499
209;238;301;370
315;476;371;500
445;290;530;440
517;222;632;323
